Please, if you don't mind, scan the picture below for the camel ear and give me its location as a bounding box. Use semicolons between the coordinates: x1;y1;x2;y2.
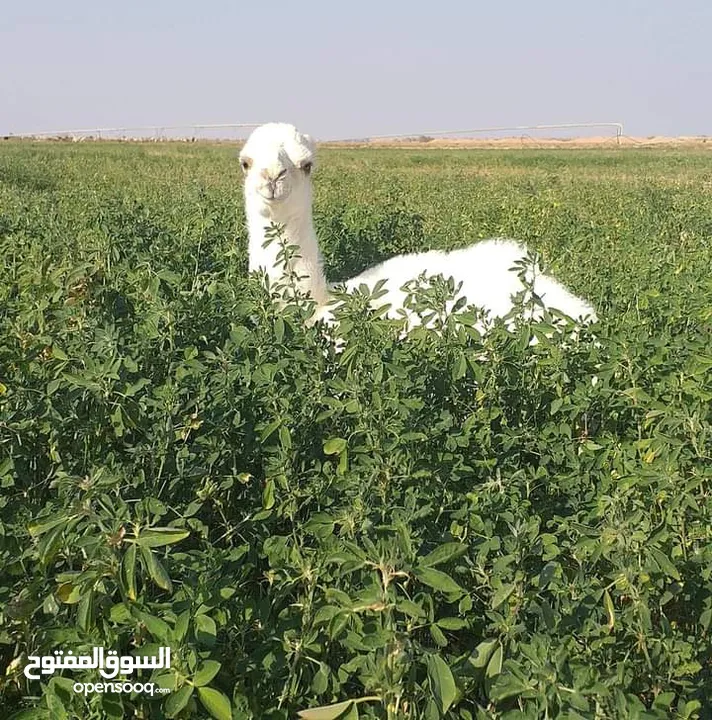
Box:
300;133;316;155
285;131;316;173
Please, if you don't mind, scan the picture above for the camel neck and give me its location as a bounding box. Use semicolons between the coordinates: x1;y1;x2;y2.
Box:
247;202;330;306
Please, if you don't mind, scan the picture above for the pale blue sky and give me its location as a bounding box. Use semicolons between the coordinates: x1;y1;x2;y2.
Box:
2;0;711;139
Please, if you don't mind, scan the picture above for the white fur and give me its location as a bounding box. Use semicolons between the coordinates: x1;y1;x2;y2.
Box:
240;123;597;331
240;123;329;305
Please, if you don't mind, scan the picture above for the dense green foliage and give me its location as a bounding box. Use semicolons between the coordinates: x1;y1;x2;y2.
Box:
1;142;711;719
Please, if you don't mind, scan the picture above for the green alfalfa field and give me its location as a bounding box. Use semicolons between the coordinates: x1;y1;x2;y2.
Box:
0;141;711;719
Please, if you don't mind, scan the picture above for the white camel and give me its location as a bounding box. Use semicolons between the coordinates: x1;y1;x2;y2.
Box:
239;123;597;333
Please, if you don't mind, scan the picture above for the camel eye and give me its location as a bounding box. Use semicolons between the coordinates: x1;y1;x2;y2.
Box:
302;161;312;175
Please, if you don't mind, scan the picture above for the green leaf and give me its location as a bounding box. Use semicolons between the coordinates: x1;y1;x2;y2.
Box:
136;610;171;641
653;692;676;709
140;546;173;592
174;610;190;641
62;373;101;391
415;567;465;596
426;653;458;715
122;544;137;600
340;705;359;720
197;686;233;720
603;589;616;631
678;700;702;719
263;479;275;509
538;561;559;588
491;583;515;610
37;524;65;566
437;617;468;630
28;515;70;538
154;672;175;690
488;674;531;702
49;675;76;699
165;685;193;717
323;437;347;455
298;700;355;719
278;424;292;450
109;603;131;624
195;614;217;647
77;588;93;632
429;623;448;647
311;663;329;695
46;677;71;719
101;693;124;720
157;269;182;286
56;582;82;604
485;643;503;680
469;639;499;669
419;542;468;567
649;547;681;580
260;418;282;443
328;612;350;640
194;660;221;687
397;599;427;619
451;352;467;380
568;692;590;712
135;527;190;548
274;316;285;343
